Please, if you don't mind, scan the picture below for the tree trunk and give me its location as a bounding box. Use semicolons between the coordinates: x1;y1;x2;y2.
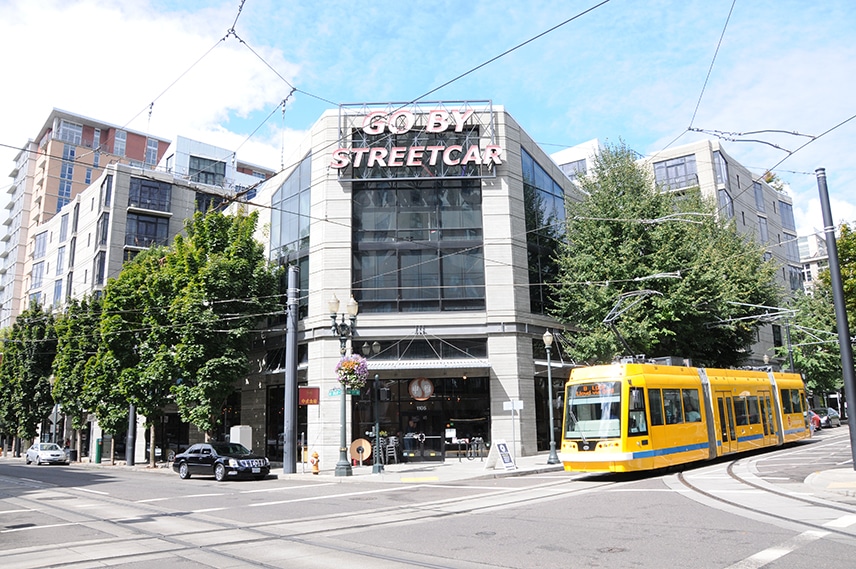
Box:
150;424;156;467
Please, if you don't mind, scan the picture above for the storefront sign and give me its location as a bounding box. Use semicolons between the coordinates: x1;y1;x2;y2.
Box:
409;377;434;401
299;386;320;405
330;108;503;170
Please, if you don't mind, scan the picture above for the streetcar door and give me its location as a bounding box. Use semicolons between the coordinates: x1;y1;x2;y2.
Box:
759;391;775;445
716;393;736;454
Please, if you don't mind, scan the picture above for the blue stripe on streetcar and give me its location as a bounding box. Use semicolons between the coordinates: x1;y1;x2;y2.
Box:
631;441;709;459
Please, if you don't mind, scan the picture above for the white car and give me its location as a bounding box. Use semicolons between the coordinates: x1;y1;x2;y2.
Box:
25;442;69;465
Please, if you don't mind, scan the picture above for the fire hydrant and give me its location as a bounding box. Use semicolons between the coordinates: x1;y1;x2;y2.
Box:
310;451;319;475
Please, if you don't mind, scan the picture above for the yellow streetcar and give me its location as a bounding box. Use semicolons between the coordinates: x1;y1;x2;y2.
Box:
558;362;811;473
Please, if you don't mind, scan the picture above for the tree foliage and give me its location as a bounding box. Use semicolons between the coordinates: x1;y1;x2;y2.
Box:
52;297;102;431
783;285;842;395
820;222;856;327
550;142;781;367
100;209;281;440
0;304;57;440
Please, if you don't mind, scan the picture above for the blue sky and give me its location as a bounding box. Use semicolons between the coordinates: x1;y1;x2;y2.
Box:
2;0;854;236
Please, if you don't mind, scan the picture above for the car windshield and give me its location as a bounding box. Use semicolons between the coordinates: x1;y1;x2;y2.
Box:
211;443;252;456
39;443;61;451
813;409;828;417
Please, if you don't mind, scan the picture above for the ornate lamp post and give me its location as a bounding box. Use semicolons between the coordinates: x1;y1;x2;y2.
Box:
542;330;560;465
330;294;358;477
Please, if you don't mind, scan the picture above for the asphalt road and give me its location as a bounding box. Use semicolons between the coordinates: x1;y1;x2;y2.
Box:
1;430;855;568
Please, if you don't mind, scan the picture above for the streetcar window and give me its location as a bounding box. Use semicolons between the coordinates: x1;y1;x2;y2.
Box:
734;398;748;425
648;389;664;426
628;387;648;436
780;390;793;413
663;389;683;424
564;382;621;439
682;389;701;422
747;396;761;424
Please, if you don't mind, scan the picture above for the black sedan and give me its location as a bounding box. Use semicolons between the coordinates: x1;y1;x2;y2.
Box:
172;442;270;481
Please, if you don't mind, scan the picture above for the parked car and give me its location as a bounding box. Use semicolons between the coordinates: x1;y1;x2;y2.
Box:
807;410;822;431
25;442;69;465
171;442;270;481
813;407;841;428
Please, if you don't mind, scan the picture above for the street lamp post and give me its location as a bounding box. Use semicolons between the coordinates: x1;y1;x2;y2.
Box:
330;294;358;477
542;330;560;465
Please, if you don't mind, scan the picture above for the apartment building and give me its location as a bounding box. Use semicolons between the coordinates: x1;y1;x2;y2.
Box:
1;110;171;328
552;139;801;368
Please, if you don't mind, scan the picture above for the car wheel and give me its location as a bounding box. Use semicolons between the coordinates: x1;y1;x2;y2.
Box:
214;463;226;482
25;456;31;465
178;462;191;479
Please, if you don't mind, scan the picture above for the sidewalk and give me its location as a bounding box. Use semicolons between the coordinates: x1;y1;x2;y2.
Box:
806;468;856;502
277;451;565;484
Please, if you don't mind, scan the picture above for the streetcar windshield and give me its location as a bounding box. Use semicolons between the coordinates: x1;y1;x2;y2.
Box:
564;381;621;440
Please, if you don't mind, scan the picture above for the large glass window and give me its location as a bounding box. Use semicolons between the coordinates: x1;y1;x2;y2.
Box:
97;213;110;246
654;155;698;191
758;216;769;242
114;130;126;156
189;156;226;186
59;214;69;242
31;261;45;289
33;232;47;259
125;213;169;248
779;201;796;231
94;251;106;285
57;120;82;145
353;178;485;313
146;139;159;166
129;177;172;212
718;189;734;219
713;151;728;186
523;149;566;315
56;246;65;275
559;158;587;182
754;181;766;212
271;154;312;319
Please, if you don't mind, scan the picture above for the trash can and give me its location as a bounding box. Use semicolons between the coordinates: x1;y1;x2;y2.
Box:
94;438;102;464
68;449;78;462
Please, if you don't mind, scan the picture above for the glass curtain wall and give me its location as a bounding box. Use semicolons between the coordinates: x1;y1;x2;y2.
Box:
523;149;566;315
353;179;485;313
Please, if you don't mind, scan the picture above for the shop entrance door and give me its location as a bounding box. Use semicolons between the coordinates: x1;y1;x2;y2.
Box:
401;404;445;462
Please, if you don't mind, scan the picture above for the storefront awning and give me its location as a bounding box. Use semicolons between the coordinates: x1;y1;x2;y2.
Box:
367;359;491;370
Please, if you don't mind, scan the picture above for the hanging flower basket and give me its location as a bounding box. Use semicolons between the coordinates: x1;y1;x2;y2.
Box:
336;354;368;390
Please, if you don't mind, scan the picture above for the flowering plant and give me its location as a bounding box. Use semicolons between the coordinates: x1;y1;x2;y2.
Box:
336;354;368;389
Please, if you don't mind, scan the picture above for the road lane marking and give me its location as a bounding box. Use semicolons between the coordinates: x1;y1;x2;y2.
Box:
824;514;856;528
724;530;828;569
75;487;109;495
1;522;79;534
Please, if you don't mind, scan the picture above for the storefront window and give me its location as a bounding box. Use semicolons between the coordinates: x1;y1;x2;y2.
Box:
352;375;490;462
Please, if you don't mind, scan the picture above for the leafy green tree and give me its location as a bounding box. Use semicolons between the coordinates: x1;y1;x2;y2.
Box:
99;210;280;453
820;222;856;327
783;286;842;396
168;210;281;438
101;245;178;464
0;304;57;449
52;296;103;452
551;142;781;367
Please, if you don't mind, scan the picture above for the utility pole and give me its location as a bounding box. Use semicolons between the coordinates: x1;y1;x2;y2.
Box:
816;168;856;468
283;265;299;474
